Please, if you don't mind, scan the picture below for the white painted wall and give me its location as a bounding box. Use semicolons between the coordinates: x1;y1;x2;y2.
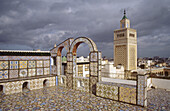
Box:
151;78;170;90
102;77;136;85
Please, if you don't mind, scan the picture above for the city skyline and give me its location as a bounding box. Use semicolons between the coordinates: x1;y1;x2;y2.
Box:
0;0;170;58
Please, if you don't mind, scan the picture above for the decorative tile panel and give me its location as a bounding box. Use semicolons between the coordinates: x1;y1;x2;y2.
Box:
0;56;8;60
19;69;27;77
119;87;136;104
44;60;50;67
44;68;50;75
37;61;43;67
0;70;8;79
96;83;118;100
66;74;73;88
9;70;18;78
67;62;73;74
89;76;98;94
19;61;27;69
28;61;36;68
73;77;89;92
28;69;36;76
10;61;18;69
90;62;98;76
67;53;73;61
137;74;147;107
0;61;8;69
90;52;98;62
37;68;43;75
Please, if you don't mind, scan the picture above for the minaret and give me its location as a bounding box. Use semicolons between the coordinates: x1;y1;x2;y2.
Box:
114;10;137;71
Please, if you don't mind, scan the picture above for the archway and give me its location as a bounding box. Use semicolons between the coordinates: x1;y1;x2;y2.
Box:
0;85;3;93
50;38;74;87
67;37;102;94
43;79;49;87
22;82;29;92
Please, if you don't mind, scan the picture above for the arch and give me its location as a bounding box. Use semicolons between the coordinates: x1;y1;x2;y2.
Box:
70;37;98;55
0;85;3;93
43;79;49;87
22;82;29;92
67;37;101;94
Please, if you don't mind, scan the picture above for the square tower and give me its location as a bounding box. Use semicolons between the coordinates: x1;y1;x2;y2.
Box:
114;10;137;71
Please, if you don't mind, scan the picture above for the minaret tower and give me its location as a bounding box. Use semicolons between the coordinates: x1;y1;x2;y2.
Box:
114;10;137;71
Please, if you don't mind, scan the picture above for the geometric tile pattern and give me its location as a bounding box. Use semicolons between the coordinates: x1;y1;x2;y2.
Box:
66;74;73;88
67;62;72;74
44;60;50;67
89;76;98;94
3;77;55;94
44;68;50;75
73;77;89;92
19;69;27;77
10;61;18;69
37;68;43;75
28;69;36;76
28;61;36;68
58;75;67;87
137;75;147;107
96;83;118;100
119;87;136;104
0;61;8;69
90;62;98;76
90;52;98;62
57;56;61;75
51;66;57;74
19;61;27;69
37;61;43;68
9;70;18;78
0;70;8;79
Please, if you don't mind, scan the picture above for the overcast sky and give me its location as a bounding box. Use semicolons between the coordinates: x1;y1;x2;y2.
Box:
0;0;170;58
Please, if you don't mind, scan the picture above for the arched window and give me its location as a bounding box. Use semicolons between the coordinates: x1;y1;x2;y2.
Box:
0;85;3;93
22;82;29;92
43;79;49;87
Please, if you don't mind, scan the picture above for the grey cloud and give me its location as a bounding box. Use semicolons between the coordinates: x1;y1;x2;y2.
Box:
0;0;169;58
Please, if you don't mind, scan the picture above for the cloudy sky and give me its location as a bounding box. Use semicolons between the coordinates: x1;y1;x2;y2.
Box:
0;0;170;58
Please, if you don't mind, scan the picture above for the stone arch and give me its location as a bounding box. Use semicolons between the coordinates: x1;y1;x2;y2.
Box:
50;38;74;87
67;37;102;94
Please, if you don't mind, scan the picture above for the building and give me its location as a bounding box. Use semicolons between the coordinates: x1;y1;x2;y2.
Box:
0;50;56;94
114;10;137;71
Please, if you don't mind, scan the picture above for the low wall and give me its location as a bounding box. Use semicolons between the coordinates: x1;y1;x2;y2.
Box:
73;77;89;92
0;77;55;95
149;78;170;90
102;77;136;85
96;82;136;104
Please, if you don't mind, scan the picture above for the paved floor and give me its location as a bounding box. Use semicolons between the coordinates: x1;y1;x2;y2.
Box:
0;86;169;111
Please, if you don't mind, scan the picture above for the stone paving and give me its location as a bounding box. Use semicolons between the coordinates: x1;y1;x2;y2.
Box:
0;86;169;111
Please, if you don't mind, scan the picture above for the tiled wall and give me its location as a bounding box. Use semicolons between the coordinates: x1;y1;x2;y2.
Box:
73;77;89;92
58;75;67;87
96;82;136;104
0;77;55;95
0;56;50;79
